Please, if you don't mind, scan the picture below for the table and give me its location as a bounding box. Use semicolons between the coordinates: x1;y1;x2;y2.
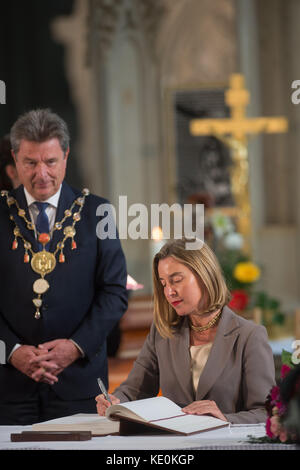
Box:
0;420;298;451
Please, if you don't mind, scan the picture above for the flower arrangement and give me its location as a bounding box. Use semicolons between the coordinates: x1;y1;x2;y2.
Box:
210;212;285;328
265;353;293;443
233;261;260;284
249;351;300;444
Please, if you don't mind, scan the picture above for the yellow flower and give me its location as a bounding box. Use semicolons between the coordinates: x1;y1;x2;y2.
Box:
233;261;261;283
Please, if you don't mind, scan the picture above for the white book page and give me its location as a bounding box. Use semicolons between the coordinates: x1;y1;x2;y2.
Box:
156;414;229;434
34;414;102;425
32;414;119;435
107;396;185;422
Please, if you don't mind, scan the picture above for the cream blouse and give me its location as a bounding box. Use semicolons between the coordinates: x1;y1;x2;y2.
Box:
190;342;213;393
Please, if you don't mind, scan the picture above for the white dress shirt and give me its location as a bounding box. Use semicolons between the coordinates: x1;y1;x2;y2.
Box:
24;185;62;232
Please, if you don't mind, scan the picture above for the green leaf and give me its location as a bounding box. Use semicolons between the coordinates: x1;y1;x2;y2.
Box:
281;349;293;367
254;291;269;309
273;311;285;325
269;299;280;310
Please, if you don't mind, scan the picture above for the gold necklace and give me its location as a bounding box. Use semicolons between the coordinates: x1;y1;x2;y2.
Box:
189;309;222;333
1;188;90;319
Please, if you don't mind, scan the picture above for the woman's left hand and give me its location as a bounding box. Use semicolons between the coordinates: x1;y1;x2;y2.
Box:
182;400;228;421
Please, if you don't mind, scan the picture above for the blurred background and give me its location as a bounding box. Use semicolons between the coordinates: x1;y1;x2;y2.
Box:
1;0;300;385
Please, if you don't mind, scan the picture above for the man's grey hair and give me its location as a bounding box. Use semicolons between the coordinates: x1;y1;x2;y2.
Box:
10;108;70;155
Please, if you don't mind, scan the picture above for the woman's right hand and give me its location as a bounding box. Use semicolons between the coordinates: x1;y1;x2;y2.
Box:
95;393;120;416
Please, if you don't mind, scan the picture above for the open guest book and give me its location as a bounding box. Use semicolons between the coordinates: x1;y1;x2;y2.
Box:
32;397;229;436
106;396;229;435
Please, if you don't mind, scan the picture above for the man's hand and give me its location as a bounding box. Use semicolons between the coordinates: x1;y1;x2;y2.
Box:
9;345;59;385
30;339;81;381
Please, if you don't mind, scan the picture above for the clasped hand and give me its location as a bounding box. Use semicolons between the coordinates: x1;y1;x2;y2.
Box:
10;339;81;385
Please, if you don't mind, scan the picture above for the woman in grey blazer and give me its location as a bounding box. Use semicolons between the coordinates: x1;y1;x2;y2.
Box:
97;239;276;424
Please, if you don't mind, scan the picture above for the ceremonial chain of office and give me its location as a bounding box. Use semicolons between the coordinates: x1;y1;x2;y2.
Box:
0;188;90;319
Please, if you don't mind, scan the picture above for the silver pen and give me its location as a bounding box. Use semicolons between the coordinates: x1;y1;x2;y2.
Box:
97;377;112;405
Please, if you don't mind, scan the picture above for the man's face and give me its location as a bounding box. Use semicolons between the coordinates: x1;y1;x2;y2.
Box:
13;138;69;201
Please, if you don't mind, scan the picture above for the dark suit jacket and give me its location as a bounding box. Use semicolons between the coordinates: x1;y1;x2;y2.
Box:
114;306;276;423
0;182;128;401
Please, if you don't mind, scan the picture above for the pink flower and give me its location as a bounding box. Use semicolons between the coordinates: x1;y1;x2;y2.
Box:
270;415;280;437
279;429;288;443
266;417;274;438
276;401;287;416
270;386;280;403
280;364;291;379
266;412;289;441
263;354;297;443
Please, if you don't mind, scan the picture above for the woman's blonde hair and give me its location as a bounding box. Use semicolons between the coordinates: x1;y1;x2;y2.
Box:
152;238;230;338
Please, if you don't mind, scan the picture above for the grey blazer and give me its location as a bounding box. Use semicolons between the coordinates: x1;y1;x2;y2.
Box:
114;306;276;423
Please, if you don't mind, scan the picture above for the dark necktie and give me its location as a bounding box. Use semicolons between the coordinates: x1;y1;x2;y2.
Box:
35;202;50;250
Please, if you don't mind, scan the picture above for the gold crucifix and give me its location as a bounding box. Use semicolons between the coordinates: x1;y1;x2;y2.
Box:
189;73;288;252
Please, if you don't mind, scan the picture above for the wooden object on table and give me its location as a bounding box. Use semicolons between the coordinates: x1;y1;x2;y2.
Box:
11;431;92;441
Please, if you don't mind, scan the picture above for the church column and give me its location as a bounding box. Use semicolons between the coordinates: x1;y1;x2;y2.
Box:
256;0;299;310
284;0;300;304
88;0;165;293
51;0;166;294
236;0;264;258
51;0;105;195
237;0;299;310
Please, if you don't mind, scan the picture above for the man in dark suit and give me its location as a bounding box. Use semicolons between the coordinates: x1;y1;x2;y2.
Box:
0;109;128;424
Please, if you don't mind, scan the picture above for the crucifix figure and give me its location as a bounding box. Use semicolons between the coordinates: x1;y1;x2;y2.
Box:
189;73;288;252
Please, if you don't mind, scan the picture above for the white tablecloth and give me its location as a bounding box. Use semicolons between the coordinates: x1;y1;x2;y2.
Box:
0;420;298;451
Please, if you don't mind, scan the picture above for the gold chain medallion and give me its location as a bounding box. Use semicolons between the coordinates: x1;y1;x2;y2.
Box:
31;251;56;277
33;278;50;295
1;188;90;318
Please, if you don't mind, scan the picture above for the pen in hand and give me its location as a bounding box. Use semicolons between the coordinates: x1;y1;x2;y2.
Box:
97;377;112;405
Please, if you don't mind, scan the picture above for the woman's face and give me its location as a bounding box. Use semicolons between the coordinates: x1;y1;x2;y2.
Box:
158;256;203;317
